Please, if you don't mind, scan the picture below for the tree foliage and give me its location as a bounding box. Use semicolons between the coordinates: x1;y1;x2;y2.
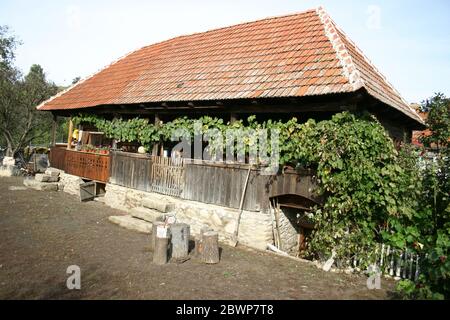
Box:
396;93;450;299
0;26;59;157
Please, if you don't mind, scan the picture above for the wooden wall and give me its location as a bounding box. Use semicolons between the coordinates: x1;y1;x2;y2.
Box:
182;161;320;212
109;151;153;190
183;161;264;211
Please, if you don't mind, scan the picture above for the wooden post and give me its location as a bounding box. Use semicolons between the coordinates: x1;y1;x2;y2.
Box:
230;113;237;124
153;224;170;265
51;113;57;147
170;223;190;260
150;221;165;251
201;231;220;264
152;113;160;156
66;118;73;150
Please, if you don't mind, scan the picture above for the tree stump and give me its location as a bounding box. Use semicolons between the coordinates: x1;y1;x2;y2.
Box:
153;225;170;265
150;221;165;252
195;227;213;257
201;231;220;264
170;223;190;261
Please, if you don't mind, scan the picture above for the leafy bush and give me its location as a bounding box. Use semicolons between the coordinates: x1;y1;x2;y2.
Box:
394;93;450;299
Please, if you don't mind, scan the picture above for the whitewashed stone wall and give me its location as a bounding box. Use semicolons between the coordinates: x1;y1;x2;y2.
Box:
277;207;300;254
104;183;273;250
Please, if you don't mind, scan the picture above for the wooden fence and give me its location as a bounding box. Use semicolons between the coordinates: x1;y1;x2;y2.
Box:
109;151;185;197
49;147;110;183
349;244;420;280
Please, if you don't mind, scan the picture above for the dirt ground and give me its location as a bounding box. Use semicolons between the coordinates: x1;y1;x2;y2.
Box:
0;176;396;300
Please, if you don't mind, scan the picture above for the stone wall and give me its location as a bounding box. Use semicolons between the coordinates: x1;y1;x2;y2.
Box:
277;207;300;254
46;168;84;196
104;183;273;250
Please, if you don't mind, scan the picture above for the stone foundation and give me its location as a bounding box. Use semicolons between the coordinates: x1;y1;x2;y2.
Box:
58;172;84;196
104;183;273;250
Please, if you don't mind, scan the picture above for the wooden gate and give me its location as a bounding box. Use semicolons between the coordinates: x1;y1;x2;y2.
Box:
150;156;185;197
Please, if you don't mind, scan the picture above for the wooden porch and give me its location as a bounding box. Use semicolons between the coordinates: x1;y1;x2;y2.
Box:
49;147;321;212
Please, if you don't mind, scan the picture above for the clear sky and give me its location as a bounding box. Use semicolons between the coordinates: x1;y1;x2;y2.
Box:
1;0;449;103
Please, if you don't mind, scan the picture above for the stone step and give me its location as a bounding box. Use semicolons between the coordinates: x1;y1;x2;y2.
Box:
130;207;165;223
23;178;59;191
141;197;174;213
35;173;59;183
44;168;61;178
108;215;152;234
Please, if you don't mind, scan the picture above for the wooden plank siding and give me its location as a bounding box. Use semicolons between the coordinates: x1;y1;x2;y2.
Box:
182;161;320;212
109;151;184;197
109;151;153;190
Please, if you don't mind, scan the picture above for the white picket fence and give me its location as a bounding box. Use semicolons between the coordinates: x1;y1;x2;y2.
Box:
350;244;420;280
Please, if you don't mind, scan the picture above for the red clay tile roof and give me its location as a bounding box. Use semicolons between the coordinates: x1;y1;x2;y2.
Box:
37;7;423;124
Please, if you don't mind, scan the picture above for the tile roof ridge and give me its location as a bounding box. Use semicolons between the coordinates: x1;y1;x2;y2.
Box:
173;8;318;41
36;44;151;110
316;6;364;91
316;7;423;123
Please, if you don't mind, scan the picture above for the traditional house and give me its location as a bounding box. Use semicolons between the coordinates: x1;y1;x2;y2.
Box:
37;7;424;255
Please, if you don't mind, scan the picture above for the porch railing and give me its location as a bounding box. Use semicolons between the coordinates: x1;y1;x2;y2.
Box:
49;147;110;183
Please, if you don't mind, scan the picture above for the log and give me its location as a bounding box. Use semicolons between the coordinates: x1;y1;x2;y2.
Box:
195;226;213;257
153;225;170;265
170;223;190;260
150;221;165;252
201;231;220;264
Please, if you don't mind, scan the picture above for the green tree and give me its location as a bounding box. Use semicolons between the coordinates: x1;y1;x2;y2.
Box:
421;93;450;151
0;26;59;157
396;93;450;299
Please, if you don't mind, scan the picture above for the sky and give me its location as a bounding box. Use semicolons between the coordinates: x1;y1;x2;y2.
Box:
0;0;449;104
